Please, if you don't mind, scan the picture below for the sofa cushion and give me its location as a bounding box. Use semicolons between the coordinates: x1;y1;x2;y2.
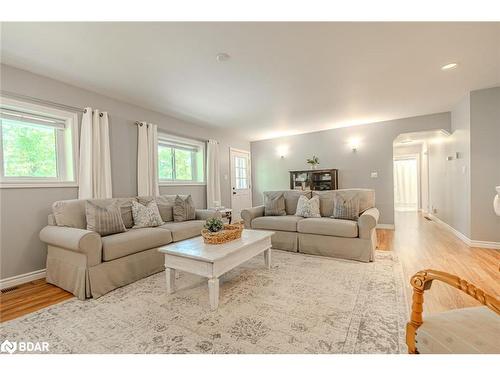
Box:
313;189;375;216
132;200;164;228
333;194;360;221
173;195;196;222
138;195;176;222
85;200;126;236
251;215;303;232
417;306;500;354
297;217;358;238
264;192;286;216
312;191;335;217
53;198;137;229
101;228;172;261
52;199;87;229
157;220;205;242
295;195;321;218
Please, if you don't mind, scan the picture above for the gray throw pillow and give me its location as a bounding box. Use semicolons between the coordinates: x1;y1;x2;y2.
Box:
264;193;286;216
173;195;196;222
332;195;360;221
86;200;127;236
131;200;164;228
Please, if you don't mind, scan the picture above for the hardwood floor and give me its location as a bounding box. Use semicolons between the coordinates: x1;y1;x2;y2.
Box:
0;279;73;323
379;211;500;314
1;211;499;323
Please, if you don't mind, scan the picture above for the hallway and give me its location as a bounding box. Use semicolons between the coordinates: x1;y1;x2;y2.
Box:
378;211;500;313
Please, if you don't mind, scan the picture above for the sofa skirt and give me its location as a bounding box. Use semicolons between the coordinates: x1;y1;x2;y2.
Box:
269;230;299;252
298;232;375;262
46;246;164;300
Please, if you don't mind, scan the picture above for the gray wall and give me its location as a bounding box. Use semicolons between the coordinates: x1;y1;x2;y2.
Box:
428;87;499;243
0;64;250;279
470;87;500;242
250;113;451;225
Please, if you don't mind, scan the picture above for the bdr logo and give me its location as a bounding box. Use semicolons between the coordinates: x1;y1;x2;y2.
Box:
1;339;49;354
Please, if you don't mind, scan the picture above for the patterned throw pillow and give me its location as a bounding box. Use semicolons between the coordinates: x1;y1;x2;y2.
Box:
86;201;127;236
173;195;196;222
332;195;360;221
264;193;286;216
131;200;164;228
295;195;321;218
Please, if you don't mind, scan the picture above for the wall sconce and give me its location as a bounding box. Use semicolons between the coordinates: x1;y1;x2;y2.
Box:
276;145;289;159
349;138;360;153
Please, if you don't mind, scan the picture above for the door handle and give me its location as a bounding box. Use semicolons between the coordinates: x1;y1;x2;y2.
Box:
233;191;237;195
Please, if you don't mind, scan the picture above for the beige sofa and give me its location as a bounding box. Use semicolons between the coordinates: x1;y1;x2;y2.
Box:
241;189;379;262
39;196;220;300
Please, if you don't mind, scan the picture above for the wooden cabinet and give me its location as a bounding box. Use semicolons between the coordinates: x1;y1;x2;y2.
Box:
289;169;338;191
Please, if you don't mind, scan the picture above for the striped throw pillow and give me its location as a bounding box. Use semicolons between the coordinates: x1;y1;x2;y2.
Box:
332;195;360;221
86;201;127;236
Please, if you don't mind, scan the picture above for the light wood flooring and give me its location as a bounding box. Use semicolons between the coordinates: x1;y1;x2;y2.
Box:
1;211;499;323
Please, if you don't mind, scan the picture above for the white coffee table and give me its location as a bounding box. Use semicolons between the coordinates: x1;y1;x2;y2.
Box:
158;229;274;310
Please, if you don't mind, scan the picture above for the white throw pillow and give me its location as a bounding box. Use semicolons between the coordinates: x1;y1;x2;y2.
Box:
295;195;321;218
131;200;164;228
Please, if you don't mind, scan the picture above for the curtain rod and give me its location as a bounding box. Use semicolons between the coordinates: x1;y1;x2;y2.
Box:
1;90;85;113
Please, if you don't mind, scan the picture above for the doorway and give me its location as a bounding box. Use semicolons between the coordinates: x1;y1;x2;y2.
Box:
393;156;419;212
229;148;252;221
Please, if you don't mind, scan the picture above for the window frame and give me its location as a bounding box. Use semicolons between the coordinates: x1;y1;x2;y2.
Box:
157;132;206;186
0;96;79;188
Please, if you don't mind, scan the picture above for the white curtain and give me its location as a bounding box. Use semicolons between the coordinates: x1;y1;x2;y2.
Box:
206;139;221;208
393;158;418;211
137;122;159;196
78;108;112;199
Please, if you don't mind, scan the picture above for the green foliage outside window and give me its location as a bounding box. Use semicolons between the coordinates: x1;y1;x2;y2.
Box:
1;120;58;178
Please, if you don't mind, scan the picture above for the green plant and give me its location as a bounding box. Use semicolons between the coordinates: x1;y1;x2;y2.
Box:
204;217;224;233
306;155;320;166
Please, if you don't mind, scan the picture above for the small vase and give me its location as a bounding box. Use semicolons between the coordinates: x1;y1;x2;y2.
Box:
310;164;317;170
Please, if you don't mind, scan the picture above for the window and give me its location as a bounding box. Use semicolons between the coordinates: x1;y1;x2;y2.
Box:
158;133;205;184
234;156;248;189
0;97;78;187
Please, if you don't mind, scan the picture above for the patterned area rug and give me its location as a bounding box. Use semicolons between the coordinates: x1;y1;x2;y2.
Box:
0;250;409;354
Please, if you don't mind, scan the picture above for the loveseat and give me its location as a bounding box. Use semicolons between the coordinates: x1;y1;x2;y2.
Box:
39;195;221;300
241;189;379;262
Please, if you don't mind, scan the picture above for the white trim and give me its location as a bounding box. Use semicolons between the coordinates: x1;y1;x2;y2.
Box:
0;95;79;187
229;147;250;155
377;223;395;230
0;269;46;289
428;214;500;250
159;182;207;187
0;182;78;189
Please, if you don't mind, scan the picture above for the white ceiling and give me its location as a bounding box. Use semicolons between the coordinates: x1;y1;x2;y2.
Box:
1;22;499;141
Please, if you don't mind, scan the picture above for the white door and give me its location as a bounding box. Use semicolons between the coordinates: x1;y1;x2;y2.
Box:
230;148;252;221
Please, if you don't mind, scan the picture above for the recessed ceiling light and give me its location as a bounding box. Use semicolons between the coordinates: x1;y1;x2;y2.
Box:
216;53;230;62
441;62;458;71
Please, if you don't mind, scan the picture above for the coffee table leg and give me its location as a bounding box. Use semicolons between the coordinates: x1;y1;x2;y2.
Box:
208;277;219;310
264;248;272;269
166;267;175;294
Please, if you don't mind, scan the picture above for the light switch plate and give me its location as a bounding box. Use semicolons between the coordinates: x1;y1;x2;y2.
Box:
370;172;378;178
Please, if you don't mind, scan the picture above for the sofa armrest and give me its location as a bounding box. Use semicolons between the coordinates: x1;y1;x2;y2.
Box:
358;207;379;239
195;209;222;221
39;226;102;267
241;205;265;229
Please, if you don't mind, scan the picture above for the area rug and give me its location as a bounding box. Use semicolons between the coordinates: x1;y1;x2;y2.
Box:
0;250;409;354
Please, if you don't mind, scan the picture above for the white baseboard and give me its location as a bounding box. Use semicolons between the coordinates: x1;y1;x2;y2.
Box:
428;214;500;250
0;269;46;289
377;224;395;230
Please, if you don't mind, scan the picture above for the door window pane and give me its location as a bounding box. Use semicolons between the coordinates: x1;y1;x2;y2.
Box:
235;156;248;189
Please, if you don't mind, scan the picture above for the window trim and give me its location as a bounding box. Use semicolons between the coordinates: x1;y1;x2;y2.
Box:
157;132;206;186
0;96;79;188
